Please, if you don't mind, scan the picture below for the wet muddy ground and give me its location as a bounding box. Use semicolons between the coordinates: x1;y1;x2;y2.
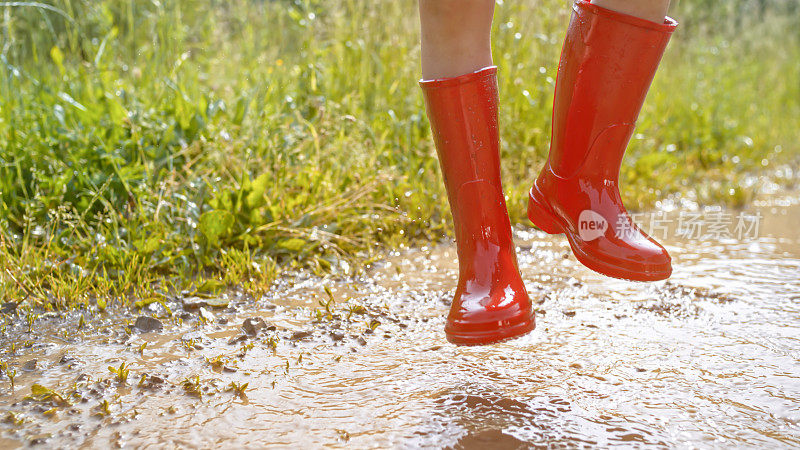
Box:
1;192;799;448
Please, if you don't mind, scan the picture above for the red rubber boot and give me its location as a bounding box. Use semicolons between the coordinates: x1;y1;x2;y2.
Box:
420;66;535;345
528;1;678;282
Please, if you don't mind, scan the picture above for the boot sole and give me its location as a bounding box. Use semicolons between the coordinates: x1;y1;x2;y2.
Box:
527;186;671;282
446;315;536;346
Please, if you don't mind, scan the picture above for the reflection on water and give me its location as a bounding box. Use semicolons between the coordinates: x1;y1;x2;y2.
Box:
0;196;799;448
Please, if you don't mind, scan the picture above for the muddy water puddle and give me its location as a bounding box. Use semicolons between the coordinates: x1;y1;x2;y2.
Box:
1;196;799;448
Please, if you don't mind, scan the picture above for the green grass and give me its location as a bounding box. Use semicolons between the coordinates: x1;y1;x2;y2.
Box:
0;0;798;310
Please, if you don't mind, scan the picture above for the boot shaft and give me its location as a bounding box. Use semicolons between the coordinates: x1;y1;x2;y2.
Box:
420;67;503;196
420;67;514;252
549;0;677;181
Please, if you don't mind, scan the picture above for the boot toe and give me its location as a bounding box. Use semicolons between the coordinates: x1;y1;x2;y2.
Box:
572;232;672;281
445;289;535;345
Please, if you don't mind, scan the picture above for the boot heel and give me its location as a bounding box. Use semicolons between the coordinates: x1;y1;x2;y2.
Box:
527;189;563;234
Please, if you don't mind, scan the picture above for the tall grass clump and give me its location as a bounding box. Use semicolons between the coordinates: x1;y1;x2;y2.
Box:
0;0;797;309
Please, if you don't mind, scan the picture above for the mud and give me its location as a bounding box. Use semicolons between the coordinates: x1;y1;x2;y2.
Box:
0;193;799;448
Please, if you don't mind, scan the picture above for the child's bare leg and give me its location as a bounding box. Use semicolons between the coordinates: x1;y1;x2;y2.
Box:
418;0;495;80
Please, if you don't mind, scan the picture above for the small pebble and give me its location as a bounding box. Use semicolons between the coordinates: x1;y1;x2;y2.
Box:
134;316;163;332
291;330;312;341
182;297;208;310
242;317;267;335
22;359;37;372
